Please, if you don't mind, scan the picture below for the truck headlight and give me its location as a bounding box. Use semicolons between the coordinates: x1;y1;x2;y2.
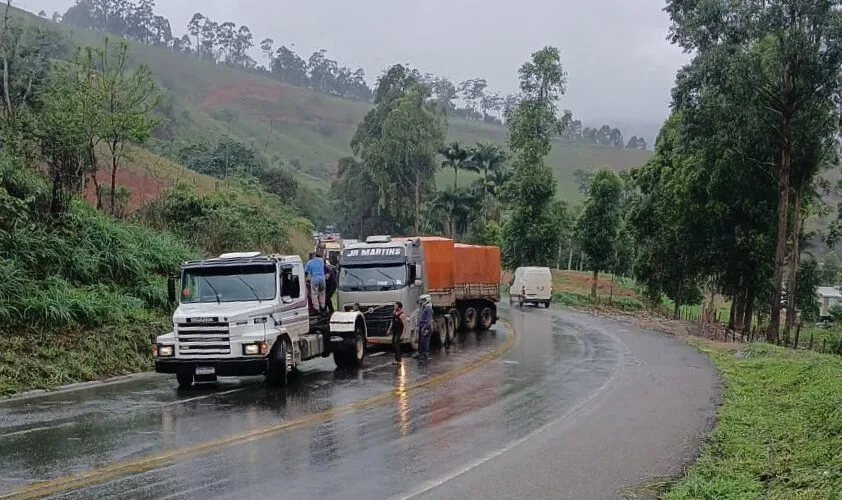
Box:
157;345;174;357
243;343;260;355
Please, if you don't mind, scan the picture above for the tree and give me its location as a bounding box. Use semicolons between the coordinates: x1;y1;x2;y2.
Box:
349;68;444;235
97;39;159;215
187;12;203;55
665;0;842;343
272;45;308;86
575;169;623;299
439;141;472;191
502;46;567;268
431;77;457;114
795;259;820;322
39;58;87;215
471;142;506;196
0;6;67;156
375;84;445;233
260;38;273;66
821;252;840;286
627;114;708;317
430;188;476;239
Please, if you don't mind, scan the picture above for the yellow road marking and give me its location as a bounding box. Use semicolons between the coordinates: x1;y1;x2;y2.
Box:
1;323;515;500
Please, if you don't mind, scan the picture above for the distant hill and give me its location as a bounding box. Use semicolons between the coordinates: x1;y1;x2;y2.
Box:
17;7;652;201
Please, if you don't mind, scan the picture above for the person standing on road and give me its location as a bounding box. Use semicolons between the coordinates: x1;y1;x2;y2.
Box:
305;252;327;314
416;294;433;361
386;301;408;364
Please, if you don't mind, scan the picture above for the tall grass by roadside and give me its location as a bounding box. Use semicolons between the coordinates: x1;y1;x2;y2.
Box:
0;154;197;394
665;342;842;499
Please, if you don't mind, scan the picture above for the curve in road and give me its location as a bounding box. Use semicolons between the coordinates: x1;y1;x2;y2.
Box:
0;306;718;500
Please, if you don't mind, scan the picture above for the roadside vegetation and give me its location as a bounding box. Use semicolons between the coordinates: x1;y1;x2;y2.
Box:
0;9;312;396
665;342;842;499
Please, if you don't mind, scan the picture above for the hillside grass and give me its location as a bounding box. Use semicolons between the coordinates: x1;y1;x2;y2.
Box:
665;342;842;499
0;157;198;395
15;8;652;197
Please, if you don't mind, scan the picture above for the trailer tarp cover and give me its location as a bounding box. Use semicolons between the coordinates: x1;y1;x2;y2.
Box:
418;237;454;290
454;244;501;285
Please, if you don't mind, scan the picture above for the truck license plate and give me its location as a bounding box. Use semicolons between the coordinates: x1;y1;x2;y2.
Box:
195;366;215;376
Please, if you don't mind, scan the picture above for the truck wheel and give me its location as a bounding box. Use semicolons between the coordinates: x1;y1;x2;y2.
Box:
445;315;456;346
462;306;479;330
434;316;446;347
335;321;366;369
266;341;289;388
176;370;193;389
479;307;494;330
448;308;461;331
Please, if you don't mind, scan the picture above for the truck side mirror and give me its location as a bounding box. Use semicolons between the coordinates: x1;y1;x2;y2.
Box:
414;264;422;284
167;273;177;305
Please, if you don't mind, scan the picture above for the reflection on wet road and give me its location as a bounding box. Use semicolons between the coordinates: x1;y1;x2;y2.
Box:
0;306;717;500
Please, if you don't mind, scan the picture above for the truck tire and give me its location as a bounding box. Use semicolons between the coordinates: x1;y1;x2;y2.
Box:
176;370;193;389
462;306;479;330
448;308;461;331
266;341;289;388
334;321;366;369
445;314;456;346
434;316;446;347
479;306;494;330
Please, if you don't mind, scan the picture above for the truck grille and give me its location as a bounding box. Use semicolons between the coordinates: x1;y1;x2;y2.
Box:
176;320;231;356
361;305;393;337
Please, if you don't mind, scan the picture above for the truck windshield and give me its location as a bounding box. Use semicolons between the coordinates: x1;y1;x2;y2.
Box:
338;265;407;292
181;264;277;303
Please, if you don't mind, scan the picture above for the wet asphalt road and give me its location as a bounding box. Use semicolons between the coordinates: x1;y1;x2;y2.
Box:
0;306;718;500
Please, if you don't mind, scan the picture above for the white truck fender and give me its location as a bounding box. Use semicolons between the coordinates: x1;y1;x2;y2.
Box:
329;311;365;334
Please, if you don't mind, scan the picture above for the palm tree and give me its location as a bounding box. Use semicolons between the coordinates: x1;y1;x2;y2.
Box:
439;141;473;191
430;188;477;239
471;142;506;195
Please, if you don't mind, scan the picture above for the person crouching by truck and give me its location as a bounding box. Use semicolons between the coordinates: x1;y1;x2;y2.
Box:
386;301;408;364
416;294;433;361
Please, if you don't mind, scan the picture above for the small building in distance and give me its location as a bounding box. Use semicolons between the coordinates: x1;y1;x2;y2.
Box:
817;286;842;319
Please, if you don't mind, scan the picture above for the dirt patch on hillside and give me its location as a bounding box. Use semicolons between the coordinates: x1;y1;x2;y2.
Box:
199;83;312;125
201;83;281;107
82;168;210;213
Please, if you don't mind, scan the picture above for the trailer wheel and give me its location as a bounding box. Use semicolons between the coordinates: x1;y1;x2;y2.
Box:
266;341;289;388
176;370;193;389
448;308;461;331
445;314;456;347
479;306;494;330
462;306;479;330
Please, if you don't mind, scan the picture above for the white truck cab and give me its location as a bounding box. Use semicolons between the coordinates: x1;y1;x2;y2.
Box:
509;266;553;308
154;252;367;389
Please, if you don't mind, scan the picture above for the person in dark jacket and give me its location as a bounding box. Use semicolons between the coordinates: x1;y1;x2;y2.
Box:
386;301;408;363
325;261;337;313
416;294;433;361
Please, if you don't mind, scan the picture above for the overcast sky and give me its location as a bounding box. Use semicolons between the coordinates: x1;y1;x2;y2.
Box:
18;0;688;136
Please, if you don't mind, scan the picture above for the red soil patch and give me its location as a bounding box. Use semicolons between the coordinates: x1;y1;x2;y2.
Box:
82;168;212;213
199;83;318;126
200;83;290;109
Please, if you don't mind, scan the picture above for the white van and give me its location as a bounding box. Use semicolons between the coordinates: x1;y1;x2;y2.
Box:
509;266;553;308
